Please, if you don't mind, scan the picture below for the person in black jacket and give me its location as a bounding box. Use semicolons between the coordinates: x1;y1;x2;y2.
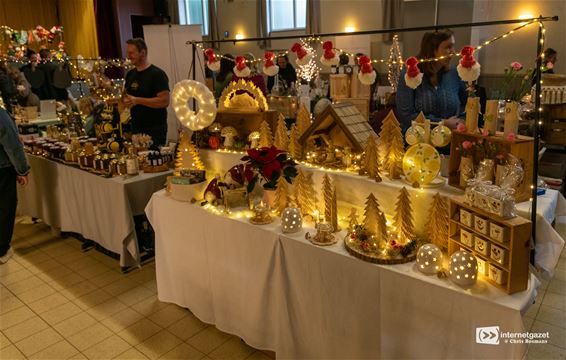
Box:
22;51;52;100
267;55;297;93
0;62;17;113
0;108;30;263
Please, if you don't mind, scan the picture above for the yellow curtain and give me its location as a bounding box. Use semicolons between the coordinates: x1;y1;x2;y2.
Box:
57;0;99;58
0;0;99;58
0;0;58;30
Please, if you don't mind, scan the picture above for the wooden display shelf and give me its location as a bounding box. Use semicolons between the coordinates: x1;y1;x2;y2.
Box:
214;110;280;139
448;196;531;294
448;132;534;202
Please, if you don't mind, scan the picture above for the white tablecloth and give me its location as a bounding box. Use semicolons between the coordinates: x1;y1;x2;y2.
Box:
18;155;171;266
146;190;539;359
201;150;565;279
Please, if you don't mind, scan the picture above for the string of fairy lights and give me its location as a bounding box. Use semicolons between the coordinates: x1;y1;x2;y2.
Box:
193;19;538;66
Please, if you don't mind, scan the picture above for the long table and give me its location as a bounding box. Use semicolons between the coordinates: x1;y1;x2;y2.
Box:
146;189;539;359
201;149;566;279
17;154;171;267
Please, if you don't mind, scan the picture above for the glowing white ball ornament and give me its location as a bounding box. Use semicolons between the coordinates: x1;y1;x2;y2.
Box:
449;250;478;287
416;243;443;274
405;124;425;145
172;80;217;131
430;124;452;147
281;206;303;233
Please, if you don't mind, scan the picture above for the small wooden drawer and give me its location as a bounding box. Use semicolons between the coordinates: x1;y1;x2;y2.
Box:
490;243;507;265
460;229;474;247
460;209;473;227
477;258;489;276
474;236;490;256
489;264;507;285
474;216;489;235
489;223;506;243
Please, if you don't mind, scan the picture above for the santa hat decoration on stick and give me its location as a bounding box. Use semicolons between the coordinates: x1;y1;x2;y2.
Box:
233;55;251;77
204;48;221;72
291;42;312;66
357;55;377;85
320;41;339;67
263;51;279;77
457;46;481;83
404;56;423;89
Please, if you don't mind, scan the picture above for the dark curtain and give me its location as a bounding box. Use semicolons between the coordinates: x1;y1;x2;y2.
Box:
94;0;120;59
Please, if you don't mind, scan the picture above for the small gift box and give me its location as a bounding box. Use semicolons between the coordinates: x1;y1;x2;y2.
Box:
460;229;474;247
460;209;473;227
489;264;506;285
477;257;488;276
490;244;507;265
474;216;489;235
474;236;490;256
490;223;506;243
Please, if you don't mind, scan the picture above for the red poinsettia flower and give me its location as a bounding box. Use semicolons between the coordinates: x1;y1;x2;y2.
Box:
262;159;282;179
247;146;285;165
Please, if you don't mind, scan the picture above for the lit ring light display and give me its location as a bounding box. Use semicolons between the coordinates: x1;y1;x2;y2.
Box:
402;143;441;186
172;80;217;131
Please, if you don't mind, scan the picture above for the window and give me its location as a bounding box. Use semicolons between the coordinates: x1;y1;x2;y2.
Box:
268;0;306;32
178;0;209;36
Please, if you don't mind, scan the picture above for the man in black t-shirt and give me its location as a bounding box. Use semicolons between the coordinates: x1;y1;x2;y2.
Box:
123;38;170;147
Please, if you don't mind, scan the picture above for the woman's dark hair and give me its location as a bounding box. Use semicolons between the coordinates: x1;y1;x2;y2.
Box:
216;53;234;82
416;29;454;78
544;48;557;58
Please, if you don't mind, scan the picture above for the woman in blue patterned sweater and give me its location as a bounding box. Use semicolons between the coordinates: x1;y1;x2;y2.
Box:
396;29;467;134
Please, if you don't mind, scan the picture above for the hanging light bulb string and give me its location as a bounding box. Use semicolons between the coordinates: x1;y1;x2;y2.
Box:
191;18;538;68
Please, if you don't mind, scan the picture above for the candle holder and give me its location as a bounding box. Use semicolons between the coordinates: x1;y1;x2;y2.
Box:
305;222;336;246
249;201;274;225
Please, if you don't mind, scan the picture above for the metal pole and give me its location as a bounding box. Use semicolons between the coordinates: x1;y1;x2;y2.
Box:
187;16;559;45
434;0;440;27
191;42;197;111
531;18;543;263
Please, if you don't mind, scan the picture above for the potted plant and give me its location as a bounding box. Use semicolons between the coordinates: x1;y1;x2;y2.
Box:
241;146;298;208
497;62;535;137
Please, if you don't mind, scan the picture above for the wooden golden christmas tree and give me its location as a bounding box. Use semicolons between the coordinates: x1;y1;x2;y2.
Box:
296;104;311;137
385;133;404;179
426;192;449;251
363;193;387;244
362;135;381;182
378;110;397;164
259;120;273;148
322;174;339;232
293;169;317;217
273;175;290;215
288;123;302;160
393;187;414;244
348;208;359;232
175;131;204;174
274;114;289;151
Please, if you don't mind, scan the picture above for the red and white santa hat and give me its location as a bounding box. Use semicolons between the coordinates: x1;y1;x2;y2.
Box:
262;51;279;77
291;42;312;66
320;41;339;67
233;55;251;78
404;56;423;89
457;46;481;83
204;48;220;72
357;55;376;85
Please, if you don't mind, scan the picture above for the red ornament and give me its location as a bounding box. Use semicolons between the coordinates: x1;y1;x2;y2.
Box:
291;42;308;59
322;41;335;60
358;55;373;74
208;135;220;149
204;48;217;63
459;46;476;68
235;55;247;71
264;51;275;67
406;57;420;78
